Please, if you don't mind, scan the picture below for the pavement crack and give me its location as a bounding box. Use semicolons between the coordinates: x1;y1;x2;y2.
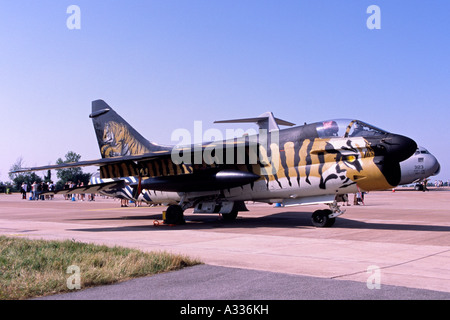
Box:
330;248;450;280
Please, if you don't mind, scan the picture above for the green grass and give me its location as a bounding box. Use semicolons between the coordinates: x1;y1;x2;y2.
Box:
0;236;201;300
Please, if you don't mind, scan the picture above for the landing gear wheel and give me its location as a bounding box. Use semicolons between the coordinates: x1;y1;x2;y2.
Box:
221;210;238;221
164;205;185;225
311;209;335;228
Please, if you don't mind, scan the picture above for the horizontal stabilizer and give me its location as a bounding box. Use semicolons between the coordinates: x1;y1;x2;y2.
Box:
214;111;295;132
40;180;125;195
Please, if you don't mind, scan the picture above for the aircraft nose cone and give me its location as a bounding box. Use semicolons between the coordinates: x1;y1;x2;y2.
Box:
366;134;417;187
386;134;417;162
371;134;417;162
431;157;441;176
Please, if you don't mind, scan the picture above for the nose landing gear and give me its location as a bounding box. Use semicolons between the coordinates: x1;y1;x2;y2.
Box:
311;201;345;228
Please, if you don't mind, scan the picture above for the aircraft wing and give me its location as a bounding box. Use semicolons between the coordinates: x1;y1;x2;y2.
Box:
10;151;172;174
11;137;262;177
10;139;262;193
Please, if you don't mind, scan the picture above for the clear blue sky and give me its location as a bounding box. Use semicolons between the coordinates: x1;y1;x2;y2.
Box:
1;0;449;183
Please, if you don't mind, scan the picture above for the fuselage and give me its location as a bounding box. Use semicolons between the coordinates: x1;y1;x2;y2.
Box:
94;118;417;207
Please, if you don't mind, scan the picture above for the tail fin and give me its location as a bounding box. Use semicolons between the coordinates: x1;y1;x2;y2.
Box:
90;100;167;158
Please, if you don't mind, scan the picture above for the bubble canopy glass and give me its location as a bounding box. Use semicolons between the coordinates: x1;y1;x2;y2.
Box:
315;119;389;138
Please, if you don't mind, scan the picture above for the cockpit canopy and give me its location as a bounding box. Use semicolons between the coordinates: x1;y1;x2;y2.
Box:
414;147;431;155
315;119;389;138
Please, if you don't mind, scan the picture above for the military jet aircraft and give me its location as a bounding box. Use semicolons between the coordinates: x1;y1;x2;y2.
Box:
60;144;439;207
13;100;417;227
399;146;440;188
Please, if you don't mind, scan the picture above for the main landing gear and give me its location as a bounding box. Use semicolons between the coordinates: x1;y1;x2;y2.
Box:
164;201;345;227
164;204;185;225
221;210;238;221
311;201;346;228
163;204;240;224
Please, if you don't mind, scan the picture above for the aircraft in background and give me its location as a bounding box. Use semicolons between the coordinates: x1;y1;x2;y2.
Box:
13;100;417;227
399;146;440;189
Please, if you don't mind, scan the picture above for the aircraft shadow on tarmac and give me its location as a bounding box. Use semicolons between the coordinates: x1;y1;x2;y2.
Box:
68;211;450;233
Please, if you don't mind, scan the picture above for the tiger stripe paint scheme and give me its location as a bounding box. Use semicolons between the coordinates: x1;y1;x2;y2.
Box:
89;99;413;209
12;100;417;227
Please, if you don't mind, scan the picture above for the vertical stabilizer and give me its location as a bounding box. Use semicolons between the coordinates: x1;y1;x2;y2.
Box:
90;100;166;158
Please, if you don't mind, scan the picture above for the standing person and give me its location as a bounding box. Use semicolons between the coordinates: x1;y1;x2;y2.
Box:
79;181;85;201
31;181;37;200
37;182;43;200
48;181;55;200
36;182;42;200
336;194;350;206
77;180;81;200
41;182;48;200
353;192;359;205
21;182;27;200
64;182;69;200
422;178;429;192
121;199;128;207
69;181;75;200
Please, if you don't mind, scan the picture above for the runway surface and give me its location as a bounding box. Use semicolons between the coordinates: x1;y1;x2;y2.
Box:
1;188;449;299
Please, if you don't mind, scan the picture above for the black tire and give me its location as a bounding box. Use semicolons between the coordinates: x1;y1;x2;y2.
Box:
165;205;185;225
311;209;336;228
221;210;238;221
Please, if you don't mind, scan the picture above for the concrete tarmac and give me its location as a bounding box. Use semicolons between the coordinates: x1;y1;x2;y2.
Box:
38;264;449;300
1;188;449;298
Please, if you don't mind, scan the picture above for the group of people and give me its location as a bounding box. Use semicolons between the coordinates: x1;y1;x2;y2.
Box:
19;180;95;201
21;181;55;200
336;192;365;206
63;181;81;200
433;180;446;187
63;181;95;201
